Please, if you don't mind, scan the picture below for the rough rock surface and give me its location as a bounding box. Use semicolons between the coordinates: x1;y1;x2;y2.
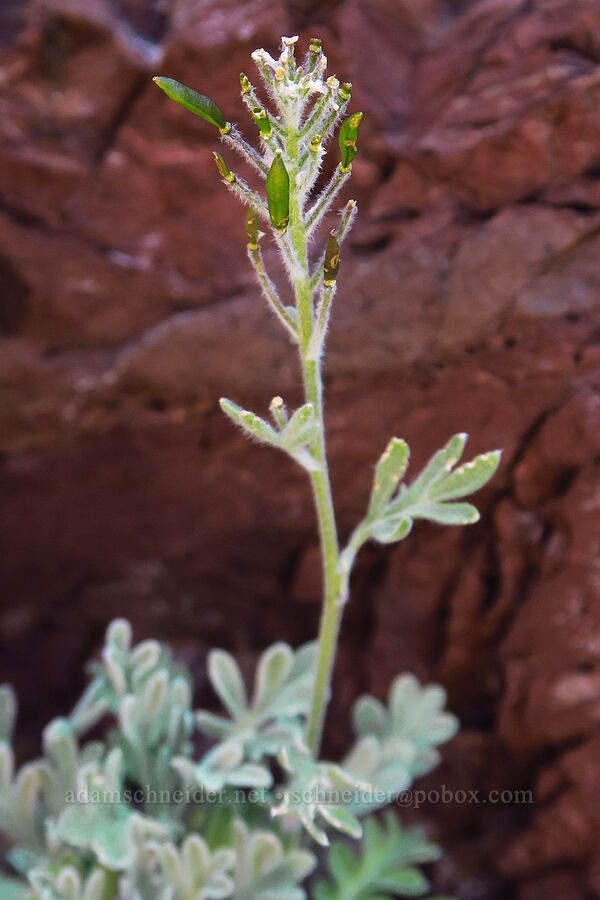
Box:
2;0;600;896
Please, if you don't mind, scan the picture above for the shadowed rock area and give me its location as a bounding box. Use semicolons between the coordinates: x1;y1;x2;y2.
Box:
2;0;600;896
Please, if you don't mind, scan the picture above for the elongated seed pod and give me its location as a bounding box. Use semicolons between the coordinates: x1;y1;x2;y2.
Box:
323;231;340;285
212;151;234;183
153;77;230;132
245;208;259;250
266;152;290;233
252;106;272;137
338;111;363;171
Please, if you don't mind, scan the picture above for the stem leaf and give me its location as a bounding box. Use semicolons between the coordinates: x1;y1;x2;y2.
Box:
219;398;280;446
153;77;229;131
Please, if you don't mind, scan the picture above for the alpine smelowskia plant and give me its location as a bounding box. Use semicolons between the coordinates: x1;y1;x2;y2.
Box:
0;37;500;900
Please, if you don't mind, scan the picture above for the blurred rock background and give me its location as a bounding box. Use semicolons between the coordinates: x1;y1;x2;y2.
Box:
2;0;600;896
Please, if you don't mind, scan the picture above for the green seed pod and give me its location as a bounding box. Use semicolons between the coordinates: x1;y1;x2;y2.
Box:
212;151;234;184
239;72;251;95
245;207;259;250
153;76;230;132
323;231;340;285
266;152;290;233
252;106;272;137
338;111;363;171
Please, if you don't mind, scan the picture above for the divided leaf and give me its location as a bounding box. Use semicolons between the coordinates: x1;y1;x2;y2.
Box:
220;399;280;447
363;434;500;547
314;811;443;900
220;398;318;472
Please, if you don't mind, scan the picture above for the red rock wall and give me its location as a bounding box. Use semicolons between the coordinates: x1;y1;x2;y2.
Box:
2;1;600;896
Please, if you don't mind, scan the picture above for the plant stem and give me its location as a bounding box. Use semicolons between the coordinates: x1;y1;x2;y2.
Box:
302;356;347;756
285;108;346;757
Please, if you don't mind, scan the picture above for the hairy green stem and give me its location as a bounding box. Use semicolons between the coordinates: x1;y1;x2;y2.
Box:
285;110;346;757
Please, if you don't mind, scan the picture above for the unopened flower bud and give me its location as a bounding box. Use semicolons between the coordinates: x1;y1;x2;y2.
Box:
309;134;322;153
239;73;251;95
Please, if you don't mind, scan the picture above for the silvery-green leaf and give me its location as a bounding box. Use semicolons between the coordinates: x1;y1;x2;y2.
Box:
319;805;362;839
83;868;106;900
343;735;380;778
370;517;412;544
140;669;168;722
195;710;231;739
353;696;387;738
0;875;28;899
56;801;134;870
182;833;211;883
57;866;81;898
280;404;317;450
208;650;247;717
403;433;467;499
106;618;132;653
161;842;185;891
131;640;161;680
428;450;501;502
0;741;14;791
220;399;280;447
254;643;294;710
345;673;458;812
104;648;127;698
368;438;410;520
410;502;480;526
226;763;272;788
0;685;16;743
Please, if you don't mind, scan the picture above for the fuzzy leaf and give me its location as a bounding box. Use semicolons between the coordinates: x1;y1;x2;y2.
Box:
153;77;229;130
0;685;16;743
280;404;317;451
368;438;410;520
405;503;479;526
428;450;501;502
0;875;28;899
208;651;247;717
344;674;458;813
315;812;441;900
370;518;412;544
220;398;280;447
197;642;317;762
253;643;294;710
365;434;500;546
